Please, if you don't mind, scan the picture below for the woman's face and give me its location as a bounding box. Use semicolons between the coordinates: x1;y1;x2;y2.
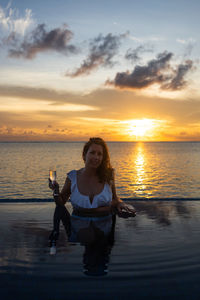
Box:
84;143;104;169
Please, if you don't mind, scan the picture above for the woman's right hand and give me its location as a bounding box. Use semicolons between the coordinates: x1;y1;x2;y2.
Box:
49;179;63;205
48;178;59;192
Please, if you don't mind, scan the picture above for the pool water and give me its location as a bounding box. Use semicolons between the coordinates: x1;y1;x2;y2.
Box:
0;201;200;299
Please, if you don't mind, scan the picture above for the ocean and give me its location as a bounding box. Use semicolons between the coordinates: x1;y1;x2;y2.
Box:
1;141;200;201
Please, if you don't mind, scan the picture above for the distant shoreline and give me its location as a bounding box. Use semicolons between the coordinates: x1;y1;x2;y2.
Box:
1;141;200;143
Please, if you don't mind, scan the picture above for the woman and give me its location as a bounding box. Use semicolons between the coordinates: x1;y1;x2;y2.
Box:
49;137;136;249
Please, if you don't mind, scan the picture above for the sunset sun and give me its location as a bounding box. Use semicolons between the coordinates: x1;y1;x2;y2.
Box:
122;119;160;140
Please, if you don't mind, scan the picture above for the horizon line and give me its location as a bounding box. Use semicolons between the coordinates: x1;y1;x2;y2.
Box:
1;140;200;143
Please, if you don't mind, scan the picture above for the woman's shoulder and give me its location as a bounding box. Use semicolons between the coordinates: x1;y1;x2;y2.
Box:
67;169;83;180
67;169;76;181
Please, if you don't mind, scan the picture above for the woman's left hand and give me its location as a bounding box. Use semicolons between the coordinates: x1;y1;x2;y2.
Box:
116;201;136;216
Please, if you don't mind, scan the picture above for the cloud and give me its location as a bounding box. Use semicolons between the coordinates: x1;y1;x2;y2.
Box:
162;60;193;90
107;51;173;89
66;32;127;77
2;85;200;141
7;23;77;59
0;4;77;58
176;39;187;44
0;4;34;36
184;44;194;58
176;38;196;45
0;84;81;104
125;44;154;63
1;84;200;124
128;34;165;43
107;51;194;91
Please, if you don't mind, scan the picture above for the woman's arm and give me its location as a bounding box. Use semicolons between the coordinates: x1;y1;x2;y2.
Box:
59;177;71;204
110;169;122;205
111;170;136;215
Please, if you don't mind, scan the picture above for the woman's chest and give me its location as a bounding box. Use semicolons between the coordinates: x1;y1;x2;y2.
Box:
77;177;104;196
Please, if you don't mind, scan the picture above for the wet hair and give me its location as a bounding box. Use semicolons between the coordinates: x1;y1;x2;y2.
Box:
82;137;113;184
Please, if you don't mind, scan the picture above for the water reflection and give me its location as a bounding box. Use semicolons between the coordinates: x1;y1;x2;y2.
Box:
111;142;200;199
8;213;116;277
134;143;147;196
1;202;200;300
126;143;152;198
47;204;117;276
0;201;195;276
130;200;192;226
76;216;116;276
2;142;200;199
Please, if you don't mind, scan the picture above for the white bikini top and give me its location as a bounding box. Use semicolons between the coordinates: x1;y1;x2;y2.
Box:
67;170;113;209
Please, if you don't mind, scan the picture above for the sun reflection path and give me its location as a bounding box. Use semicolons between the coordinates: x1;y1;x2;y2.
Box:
134;143;146;196
128;143;152;197
114;142;160;198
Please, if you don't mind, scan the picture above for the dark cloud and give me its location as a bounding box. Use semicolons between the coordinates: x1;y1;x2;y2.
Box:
107;51;173;89
162;60;193;90
66;32;127;77
7;24;77;59
125;44;154;63
183;43;194;58
3;32;19;47
107;51;194;91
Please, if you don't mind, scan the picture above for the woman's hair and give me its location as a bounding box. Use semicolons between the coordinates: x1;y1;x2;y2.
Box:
82;137;113;184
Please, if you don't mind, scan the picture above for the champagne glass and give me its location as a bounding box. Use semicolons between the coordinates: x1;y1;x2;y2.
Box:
49;170;56;184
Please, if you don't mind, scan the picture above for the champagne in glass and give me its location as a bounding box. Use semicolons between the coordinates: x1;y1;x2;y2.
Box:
49;170;56;183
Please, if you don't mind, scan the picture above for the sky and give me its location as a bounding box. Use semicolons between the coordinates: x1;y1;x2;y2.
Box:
0;0;200;141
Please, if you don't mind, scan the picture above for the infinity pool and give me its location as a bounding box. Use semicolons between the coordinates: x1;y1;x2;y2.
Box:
0;201;199;300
